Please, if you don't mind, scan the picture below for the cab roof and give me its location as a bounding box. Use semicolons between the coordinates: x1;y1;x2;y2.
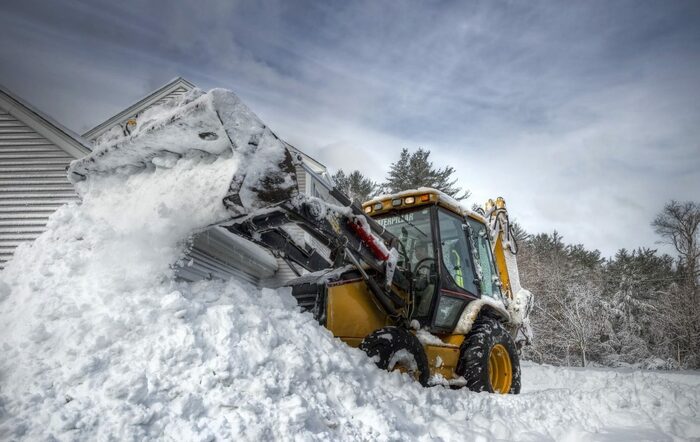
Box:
362;187;487;223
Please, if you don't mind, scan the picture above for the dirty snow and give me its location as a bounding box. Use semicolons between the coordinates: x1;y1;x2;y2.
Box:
1;88;699;441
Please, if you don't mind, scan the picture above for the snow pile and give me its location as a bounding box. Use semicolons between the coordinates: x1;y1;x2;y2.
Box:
1;175;699;441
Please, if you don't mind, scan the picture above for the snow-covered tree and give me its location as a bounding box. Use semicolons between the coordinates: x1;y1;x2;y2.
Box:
382;148;470;200
518;232;607;367
332;169;379;203
602;248;676;366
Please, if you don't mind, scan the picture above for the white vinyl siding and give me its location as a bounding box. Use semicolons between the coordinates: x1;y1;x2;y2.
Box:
295;164;307;195
0;107;78;268
263;259;299;287
176;227;279;286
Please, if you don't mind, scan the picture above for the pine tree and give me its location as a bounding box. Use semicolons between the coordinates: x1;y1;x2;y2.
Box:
332;169;378;203
382;148;470;200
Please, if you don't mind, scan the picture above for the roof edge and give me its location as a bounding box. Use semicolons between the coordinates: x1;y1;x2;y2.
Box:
0;83;91;158
82;76;196;140
283;141;327;173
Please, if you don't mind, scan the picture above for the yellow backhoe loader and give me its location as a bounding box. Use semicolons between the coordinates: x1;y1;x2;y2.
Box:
282;189;533;392
68;88;533;393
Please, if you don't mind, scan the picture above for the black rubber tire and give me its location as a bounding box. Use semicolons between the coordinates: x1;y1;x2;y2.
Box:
456;316;521;394
360;327;431;386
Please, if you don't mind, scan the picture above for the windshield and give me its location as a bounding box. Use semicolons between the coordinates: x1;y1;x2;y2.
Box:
375;208;432;269
375;208;436;318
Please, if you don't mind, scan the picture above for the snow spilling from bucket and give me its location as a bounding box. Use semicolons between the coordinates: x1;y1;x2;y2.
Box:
0;96;699;441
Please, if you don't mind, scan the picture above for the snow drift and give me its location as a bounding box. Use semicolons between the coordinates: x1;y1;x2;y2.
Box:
1;89;699;441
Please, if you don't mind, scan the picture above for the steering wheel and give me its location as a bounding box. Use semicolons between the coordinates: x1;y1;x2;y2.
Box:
413;257;436;277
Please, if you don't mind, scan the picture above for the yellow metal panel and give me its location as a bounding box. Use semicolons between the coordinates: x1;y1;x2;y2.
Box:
425;345;461;379
326;280;389;339
440;334;466;348
326;280;471;381
492;233;513;299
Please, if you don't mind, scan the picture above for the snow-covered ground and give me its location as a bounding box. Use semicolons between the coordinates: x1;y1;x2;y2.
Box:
1;90;699;441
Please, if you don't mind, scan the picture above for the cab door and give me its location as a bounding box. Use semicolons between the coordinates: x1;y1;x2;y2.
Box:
430;209;479;332
465;218;504;302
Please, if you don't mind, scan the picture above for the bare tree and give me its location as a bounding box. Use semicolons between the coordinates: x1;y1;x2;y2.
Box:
535;281;604;367
520;232;606;367
652;200;700;367
652;200;700;292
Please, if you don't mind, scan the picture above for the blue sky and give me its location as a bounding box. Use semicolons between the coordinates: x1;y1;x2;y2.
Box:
1;0;699;257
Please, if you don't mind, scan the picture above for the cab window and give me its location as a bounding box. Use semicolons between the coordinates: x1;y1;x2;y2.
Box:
437;210;477;295
375;208;436;319
467;219;502;299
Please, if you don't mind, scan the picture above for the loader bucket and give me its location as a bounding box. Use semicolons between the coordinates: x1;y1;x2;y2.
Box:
68;89;299;217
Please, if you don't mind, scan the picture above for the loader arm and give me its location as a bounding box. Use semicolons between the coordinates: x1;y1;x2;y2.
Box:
221;178;411;318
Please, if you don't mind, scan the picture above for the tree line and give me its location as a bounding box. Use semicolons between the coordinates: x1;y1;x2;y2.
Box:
517;205;699;369
335;148;700;369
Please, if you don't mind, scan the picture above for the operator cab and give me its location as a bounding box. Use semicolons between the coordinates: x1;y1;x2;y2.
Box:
363;189;504;333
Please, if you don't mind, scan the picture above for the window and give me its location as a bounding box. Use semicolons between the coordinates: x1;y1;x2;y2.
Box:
437;210;478;295
375;208;436;318
434;296;464;329
467;219;502;299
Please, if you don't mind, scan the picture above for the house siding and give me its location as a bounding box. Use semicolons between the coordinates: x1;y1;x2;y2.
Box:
176;226;279;286
295;164;307;195
0;107;78;268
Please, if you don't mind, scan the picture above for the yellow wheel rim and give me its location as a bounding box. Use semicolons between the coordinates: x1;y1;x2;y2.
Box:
488;344;513;394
